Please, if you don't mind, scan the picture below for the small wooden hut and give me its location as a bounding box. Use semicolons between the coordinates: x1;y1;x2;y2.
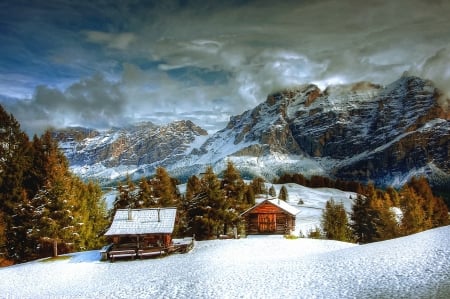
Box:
104;208;177;260
240;198;299;235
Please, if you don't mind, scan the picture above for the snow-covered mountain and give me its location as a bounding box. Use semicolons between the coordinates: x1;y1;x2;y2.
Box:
54;75;450;188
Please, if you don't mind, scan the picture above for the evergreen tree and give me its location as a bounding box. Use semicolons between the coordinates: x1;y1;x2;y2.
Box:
183;175;202;237
151;167;179;207
278;185;288;201
186;175;202;202
371;191;400;241
200;166;226;238
400;185;427;235
268;185;276;197
221;161;247;233
251;177;266;195
7;190;37;261
406;177;449;228
186;167;226;240
136;178;154;208
112;175;137;212
72;180;108;250
0;105;34;261
321;198;351;242
349;194;378;244
243;185;255;206
30;131;77;257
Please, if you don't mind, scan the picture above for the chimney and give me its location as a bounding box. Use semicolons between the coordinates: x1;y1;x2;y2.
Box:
128;208;132;220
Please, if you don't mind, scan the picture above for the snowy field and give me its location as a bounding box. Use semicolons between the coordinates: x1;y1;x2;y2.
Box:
1;226;449;298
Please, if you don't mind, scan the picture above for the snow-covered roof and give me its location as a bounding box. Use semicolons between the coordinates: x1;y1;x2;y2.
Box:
241;198;300;216
104;208;177;236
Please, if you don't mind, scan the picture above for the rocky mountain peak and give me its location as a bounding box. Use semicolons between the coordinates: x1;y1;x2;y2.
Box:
57;75;449;190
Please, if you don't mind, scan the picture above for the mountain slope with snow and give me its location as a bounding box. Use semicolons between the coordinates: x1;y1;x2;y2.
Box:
1;226;449;298
55;75;450;189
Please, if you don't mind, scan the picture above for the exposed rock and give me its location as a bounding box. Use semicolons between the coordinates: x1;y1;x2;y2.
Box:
55;76;449;190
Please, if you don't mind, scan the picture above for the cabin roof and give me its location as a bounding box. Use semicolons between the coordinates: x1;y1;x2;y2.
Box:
240;198;300;217
104;208;176;236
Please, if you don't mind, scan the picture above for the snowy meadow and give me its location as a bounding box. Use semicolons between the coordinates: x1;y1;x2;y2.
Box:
2;184;449;298
1;226;449;298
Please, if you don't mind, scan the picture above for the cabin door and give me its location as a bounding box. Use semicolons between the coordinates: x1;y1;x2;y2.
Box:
258;213;276;233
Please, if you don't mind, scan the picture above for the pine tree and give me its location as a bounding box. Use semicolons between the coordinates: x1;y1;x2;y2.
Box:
268;185;276;197
183;175;202;237
151;167;179;207
278;185;288;201
251;177;266;195
321;198;351;242
186;175;202;202
7;190;37;261
221;161;247;234
200;166;226;238
378;192;400;240
72;180;108;250
369;190;400;241
136;178;154;208
349;194;378;244
112;175;137;212
0;105;34;261
407;177;449;228
243;185;255;206
186;167;226;240
30;131;77;257
400;185;426;235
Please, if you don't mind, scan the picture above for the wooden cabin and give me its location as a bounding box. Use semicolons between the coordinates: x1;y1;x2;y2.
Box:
240;198;300;235
104;208;177;260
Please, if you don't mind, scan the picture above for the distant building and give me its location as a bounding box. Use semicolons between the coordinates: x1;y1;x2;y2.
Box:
240;198;300;235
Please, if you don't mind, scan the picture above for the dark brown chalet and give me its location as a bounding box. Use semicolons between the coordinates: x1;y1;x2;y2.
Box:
240;198;300;235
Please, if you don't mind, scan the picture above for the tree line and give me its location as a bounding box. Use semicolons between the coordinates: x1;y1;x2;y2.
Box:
320;178;449;243
0;105;108;263
112;162;263;240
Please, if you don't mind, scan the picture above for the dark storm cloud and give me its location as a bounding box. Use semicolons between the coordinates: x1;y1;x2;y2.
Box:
1;0;450;135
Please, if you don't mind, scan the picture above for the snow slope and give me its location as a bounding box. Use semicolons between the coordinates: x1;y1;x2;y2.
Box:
277;183;357;235
1;226;449;298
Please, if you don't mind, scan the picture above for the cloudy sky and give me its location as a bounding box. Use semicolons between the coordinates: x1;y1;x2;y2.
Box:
1;0;450;136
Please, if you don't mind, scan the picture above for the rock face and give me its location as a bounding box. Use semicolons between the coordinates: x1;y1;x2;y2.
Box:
55;120;208;182
55;75;450;188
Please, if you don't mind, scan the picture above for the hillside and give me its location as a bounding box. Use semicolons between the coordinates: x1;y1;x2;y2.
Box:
1;226;449;298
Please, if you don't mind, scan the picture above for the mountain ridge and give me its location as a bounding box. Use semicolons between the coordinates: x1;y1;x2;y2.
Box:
54;75;450;189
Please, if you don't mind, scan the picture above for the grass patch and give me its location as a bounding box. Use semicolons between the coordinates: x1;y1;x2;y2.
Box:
284;234;299;240
40;255;71;263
